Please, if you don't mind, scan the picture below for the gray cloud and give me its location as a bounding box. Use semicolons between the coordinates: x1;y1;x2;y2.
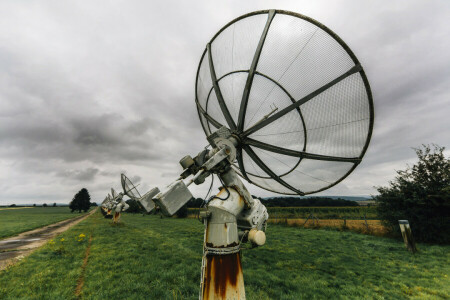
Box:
0;0;449;204
57;168;99;181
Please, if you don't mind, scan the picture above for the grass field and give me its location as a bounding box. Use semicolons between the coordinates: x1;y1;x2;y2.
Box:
268;218;388;236
0;207;87;239
188;206;378;220
0;211;449;299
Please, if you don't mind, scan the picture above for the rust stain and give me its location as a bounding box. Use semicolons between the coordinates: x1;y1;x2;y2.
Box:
203;253;242;299
232;185;249;208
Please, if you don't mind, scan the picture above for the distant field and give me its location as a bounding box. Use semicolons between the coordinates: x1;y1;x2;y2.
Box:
0;211;448;299
0;207;34;211
188;206;378;220
269;218;388;236
0;207;87;239
267;206;378;219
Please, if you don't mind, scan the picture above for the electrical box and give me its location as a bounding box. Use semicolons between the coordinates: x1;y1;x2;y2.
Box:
139;187;160;213
153;180;193;216
236;199;268;230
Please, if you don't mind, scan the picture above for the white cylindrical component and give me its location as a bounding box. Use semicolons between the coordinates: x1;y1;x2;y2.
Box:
201;187;246;300
248;229;266;246
186;169;204;187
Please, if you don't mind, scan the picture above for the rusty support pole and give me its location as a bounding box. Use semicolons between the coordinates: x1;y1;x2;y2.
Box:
113;212;121;224
201;188;246;300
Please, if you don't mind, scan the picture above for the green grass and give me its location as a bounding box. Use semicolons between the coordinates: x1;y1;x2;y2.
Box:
0;207;87;239
0;212;449;299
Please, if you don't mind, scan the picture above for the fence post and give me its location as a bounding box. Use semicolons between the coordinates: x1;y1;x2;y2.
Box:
302;213;312;227
398;220;417;253
364;213;369;230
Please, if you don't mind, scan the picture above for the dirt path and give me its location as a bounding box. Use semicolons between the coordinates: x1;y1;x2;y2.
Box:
0;209;97;271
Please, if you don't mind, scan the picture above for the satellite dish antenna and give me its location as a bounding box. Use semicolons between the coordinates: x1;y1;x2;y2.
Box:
101;196;113;219
103;188;130;223
121;174;160;213
121;9;373;299
104;194;113;215
111;188;118;199
196;10;373;196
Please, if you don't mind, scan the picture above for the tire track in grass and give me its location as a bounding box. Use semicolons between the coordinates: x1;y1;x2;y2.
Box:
75;234;93;298
0;209;97;271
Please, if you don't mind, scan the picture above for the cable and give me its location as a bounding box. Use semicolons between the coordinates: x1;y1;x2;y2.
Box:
204;175;214;205
212;176;231;201
197;175;214;223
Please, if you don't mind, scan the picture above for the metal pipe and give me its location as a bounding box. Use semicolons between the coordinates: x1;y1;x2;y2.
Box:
186;169;205;187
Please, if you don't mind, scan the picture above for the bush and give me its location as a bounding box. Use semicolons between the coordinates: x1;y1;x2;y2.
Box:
175;205;188;218
375;145;450;244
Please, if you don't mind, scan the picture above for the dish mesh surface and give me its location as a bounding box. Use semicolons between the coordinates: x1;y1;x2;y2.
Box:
196;10;373;195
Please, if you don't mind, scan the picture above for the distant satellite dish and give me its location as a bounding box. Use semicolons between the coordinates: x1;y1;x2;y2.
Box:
121;174;142;200
195;9;374;195
111;188;117;199
121;173;159;213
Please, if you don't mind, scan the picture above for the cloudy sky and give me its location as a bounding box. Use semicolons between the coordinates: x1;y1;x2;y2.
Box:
0;0;449;205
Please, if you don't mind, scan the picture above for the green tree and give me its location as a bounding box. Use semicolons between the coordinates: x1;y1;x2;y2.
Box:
52;203;57;207
375;145;450;243
69;188;91;213
43;203;48;207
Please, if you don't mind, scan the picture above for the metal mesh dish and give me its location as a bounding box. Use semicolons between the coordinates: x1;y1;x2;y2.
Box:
121;174;142;200
195;10;374;195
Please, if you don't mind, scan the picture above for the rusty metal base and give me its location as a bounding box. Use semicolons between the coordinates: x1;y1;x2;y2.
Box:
202;252;245;299
113;212;121;223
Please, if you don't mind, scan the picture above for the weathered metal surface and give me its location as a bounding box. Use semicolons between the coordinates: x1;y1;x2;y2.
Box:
248;229;266;246
202;253;245;300
201;187;246;299
208;188;245;219
139;187;159;213
203;148;228;171
236;198;268;230
153;180;193;216
219;168;254;207
113;212;121;223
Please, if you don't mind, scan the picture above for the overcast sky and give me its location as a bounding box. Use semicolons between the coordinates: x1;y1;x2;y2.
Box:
0;0;449;205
